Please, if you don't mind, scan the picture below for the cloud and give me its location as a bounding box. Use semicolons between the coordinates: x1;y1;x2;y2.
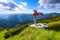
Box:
39;0;60;9
0;0;23;11
0;0;32;14
20;2;27;6
0;0;9;3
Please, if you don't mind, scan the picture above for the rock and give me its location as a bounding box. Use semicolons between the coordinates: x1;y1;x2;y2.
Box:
29;23;48;28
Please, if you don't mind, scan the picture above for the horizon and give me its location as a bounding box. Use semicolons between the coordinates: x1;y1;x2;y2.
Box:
0;12;60;15
0;0;60;14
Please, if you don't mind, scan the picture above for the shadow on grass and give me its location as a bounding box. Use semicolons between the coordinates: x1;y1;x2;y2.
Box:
45;26;60;31
4;29;22;39
4;24;29;39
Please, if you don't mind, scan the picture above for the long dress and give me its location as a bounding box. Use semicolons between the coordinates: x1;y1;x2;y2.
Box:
33;13;38;25
33;12;43;25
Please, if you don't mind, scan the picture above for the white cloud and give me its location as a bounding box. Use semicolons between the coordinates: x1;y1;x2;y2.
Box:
0;0;32;14
55;3;60;9
20;2;27;6
38;0;60;9
0;4;4;9
18;4;27;10
0;0;8;2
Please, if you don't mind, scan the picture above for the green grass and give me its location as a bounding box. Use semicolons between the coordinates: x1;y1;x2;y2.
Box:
47;21;60;31
7;27;60;40
0;30;7;40
0;16;60;40
47;21;60;27
6;21;60;40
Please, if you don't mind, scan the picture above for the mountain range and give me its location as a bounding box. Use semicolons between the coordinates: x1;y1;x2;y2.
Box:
0;13;60;28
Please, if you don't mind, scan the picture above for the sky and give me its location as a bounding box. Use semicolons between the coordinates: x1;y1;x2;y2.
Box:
0;0;60;14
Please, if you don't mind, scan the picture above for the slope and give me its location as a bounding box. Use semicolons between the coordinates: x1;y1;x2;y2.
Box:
7;21;60;40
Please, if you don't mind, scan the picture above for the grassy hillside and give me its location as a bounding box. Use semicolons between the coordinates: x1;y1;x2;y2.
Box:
7;16;60;40
0;16;60;40
7;21;60;40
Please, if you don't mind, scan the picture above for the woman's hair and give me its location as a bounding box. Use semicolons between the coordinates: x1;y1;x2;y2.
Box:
33;10;37;12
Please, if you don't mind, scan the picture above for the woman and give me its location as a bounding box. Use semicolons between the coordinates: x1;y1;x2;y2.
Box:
33;10;43;25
